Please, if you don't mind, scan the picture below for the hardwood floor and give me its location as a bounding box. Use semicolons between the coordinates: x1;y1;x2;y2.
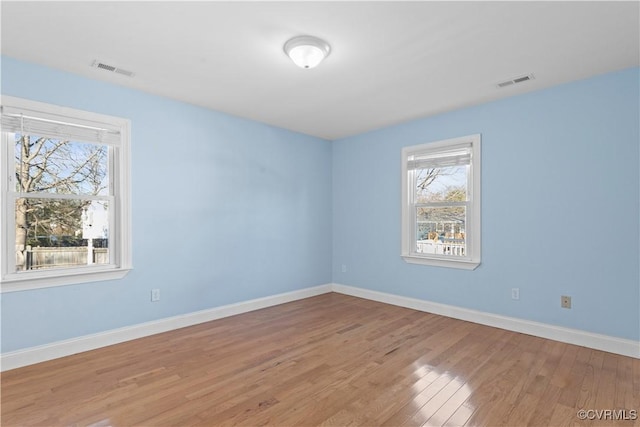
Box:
2;293;639;426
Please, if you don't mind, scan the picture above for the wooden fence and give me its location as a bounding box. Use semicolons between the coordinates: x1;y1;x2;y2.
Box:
23;247;109;270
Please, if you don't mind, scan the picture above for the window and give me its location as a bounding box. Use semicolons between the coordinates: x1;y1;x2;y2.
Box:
401;134;480;270
1;96;132;291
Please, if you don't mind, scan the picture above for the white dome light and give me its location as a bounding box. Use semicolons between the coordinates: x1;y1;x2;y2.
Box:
284;35;331;69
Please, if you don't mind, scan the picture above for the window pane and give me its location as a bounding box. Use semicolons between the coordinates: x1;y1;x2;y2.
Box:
415;165;467;203
416;206;466;256
14;198;109;271
14;134;109;196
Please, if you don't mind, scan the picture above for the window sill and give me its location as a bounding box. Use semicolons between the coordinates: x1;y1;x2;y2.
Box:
1;267;132;293
402;255;480;270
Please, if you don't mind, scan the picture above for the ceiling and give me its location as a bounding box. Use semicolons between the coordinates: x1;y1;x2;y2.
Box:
1;1;638;140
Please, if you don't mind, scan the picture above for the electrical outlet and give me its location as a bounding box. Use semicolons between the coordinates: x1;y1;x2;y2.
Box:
561;295;571;309
151;289;160;302
511;288;520;300
341;264;347;273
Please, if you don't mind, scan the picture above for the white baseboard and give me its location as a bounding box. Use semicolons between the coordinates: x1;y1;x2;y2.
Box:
3;282;637;371
331;283;640;359
0;284;332;371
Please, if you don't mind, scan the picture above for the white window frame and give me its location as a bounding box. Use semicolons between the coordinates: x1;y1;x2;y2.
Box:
401;134;481;270
0;96;132;292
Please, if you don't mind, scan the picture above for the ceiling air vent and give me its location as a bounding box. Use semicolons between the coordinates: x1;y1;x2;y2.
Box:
91;60;135;77
496;73;534;89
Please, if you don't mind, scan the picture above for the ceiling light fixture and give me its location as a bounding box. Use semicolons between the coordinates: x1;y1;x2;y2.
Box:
284;35;331;69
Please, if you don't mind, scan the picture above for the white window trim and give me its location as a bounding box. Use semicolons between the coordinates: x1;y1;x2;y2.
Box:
401;134;481;270
0;96;132;292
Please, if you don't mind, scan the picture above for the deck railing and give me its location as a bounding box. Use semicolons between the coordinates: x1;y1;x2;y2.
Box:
416;239;465;256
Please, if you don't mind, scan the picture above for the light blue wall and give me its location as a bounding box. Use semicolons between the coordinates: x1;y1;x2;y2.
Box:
333;67;640;341
2;56;638;354
0;56;333;352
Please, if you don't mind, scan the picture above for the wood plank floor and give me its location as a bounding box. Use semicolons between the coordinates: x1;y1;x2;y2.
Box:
2;293;639;426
